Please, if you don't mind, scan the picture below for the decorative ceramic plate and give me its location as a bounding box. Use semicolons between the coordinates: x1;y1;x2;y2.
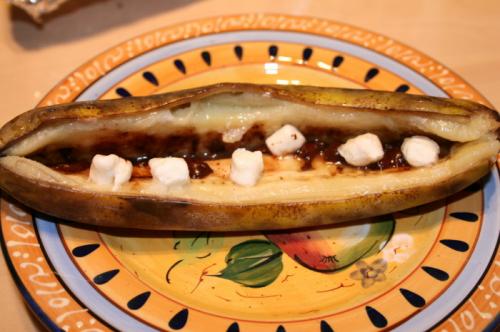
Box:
1;14;498;332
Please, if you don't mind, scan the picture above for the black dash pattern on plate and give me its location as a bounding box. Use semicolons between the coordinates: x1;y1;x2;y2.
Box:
234;45;243;60
268;45;278;58
93;269;119;285
449;212;478;222
422;266;449;281
320;320;334;332
395;84;410;93
115;87;132;98
201;51;211;66
332;55;344;68
400;288;426;308
276;325;286;332
72;244;100;257
174;59;187;74
227;322;239;332
365;306;388;328
364;68;379;82
142;71;159;86
127;291;151;310
302;47;313;62
440;239;469;252
168;308;189;330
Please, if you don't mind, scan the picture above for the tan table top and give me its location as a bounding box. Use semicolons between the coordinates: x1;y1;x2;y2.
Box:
1;0;499;330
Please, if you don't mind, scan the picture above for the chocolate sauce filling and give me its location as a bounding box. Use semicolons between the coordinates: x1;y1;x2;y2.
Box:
186;160;213;179
364;144;409;171
28;124;452;179
127;159;213;179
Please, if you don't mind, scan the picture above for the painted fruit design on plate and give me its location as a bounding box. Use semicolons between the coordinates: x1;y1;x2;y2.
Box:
208;217;395;287
265;217;395;273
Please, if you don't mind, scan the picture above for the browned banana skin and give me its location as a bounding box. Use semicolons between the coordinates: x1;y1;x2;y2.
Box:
0;83;498;231
0;161;489;231
1;83;498;151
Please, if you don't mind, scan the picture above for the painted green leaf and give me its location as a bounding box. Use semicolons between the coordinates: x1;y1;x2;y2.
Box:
216;239;283;288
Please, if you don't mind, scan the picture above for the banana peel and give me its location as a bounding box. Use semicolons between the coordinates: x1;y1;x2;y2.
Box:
0;83;498;230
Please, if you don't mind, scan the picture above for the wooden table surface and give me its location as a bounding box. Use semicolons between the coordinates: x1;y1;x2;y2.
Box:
0;0;499;330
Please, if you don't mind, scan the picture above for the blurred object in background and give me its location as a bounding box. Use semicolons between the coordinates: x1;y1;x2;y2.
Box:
8;0;68;22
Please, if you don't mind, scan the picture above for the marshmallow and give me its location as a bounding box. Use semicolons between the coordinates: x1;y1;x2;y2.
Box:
149;157;190;187
89;154;132;190
222;126;248;143
338;133;384;166
401;136;440;167
230;148;264;186
265;124;306;156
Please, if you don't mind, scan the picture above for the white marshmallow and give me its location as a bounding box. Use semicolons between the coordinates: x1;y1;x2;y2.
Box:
222;126;248;143
89;154;132;191
230;148;264;187
149;157;190;187
338;133;384;166
401;136;440;167
265;124;306;156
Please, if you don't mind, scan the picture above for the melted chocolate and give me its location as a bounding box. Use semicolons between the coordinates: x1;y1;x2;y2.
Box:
296;142;323;170
186;160;213;179
27;125;359;166
294;128;348;170
295;139;409;171
322;142;343;163
32;124;451;177
365;144;410;171
132;159;214;180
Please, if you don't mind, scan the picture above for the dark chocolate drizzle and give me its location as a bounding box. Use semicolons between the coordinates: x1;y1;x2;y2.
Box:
30;124;451;179
365;143;409;171
186;160;213;179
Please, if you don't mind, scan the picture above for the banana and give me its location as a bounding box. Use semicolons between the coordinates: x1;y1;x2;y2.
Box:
0;83;498;230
